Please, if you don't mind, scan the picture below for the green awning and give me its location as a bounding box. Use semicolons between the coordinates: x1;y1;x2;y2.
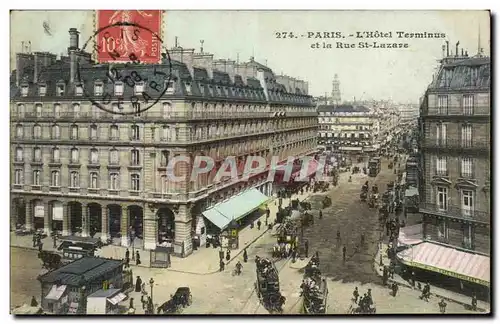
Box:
202;188;270;230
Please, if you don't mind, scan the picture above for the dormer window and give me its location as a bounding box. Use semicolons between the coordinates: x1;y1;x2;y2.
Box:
38;85;46;96
75;84;83;96
165;81;174;95
185;82;191;94
21;85;28;97
57;84;65;96
94;82;103;96
134;81;145;95
114;82;124;96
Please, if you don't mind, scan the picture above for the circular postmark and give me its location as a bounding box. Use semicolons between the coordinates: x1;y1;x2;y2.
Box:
77;21;172;115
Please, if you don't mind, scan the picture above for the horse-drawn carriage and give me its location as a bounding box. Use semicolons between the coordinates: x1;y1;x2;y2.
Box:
38;250;63;270
368;193;379;208
255;256;286;313
157;287;192;314
301;254;328;314
322;196;332;208
348;302;376;314
352;166;360;174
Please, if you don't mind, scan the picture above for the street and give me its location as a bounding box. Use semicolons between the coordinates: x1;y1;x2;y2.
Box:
10;162;476;314
304;158;396;283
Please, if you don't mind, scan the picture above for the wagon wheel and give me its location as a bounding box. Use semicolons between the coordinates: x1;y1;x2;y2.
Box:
187;294;192;306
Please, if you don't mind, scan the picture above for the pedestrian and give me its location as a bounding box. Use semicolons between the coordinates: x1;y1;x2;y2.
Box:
30;296;38;307
243;248;248;263
471;293;477;311
125;257;130;269
52;234;57;248
250;222;254;229
304;239;309;258
226;248;231;261
319;210;323;219
392;283;399;297
382;266;388;286
32;234;37;248
140;295;145;310
135;276;142;292
361;234;365;246
342;245;347;262
135;251;141;265
38;241;43;252
411;271;416;288
235;261;243;275
257;219;262;230
141;282;146;295
219;260;225;272
129;297;134;309
336;230;341;242
438;299;447;314
125;248;130;261
367;289;373;306
353;287;359;304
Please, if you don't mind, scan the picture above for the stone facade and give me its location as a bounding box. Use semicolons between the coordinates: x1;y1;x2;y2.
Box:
10;28;318;258
419;53;491;255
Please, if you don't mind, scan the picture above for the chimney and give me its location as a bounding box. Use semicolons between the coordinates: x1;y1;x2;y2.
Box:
193;52;214;79
446;41;449;57
34;52;56;84
461;48;464;56
442;44;446;58
16;53;34;86
465;50;468;57
455;41;460;57
213;59;236;83
169;47;195;77
68;28;80;84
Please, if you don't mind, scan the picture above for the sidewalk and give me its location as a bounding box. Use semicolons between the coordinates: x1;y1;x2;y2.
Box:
374;242;490;313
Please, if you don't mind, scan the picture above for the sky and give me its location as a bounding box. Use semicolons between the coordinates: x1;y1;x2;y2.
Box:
10;10;490;103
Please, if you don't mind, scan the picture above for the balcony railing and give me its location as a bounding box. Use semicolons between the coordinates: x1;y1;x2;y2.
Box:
419;202;490;224
421;139;490;151
11;110;318;121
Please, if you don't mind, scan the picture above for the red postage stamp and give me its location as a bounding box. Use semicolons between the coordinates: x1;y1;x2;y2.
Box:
96;10;162;64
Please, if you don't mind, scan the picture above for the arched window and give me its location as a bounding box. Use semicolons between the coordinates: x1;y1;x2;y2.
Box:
33;124;42;139
32;170;40;186
16;124;24;138
70;148;79;163
131;174;140;191
15;146;23;162
109;173;119;190
51;170;60;187
52;147;60;162
109;148;119;164
110;124;119;140
90;148;99;164
130;149;140;165
89;124;98;140
130;124;140;141
89;172;99;188
70;171;79;188
70;124;78;140
33;147;41;162
51;124;60;139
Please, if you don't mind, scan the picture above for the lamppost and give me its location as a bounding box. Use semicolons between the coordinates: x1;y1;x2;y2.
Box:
149;278;155;310
130;229;136;261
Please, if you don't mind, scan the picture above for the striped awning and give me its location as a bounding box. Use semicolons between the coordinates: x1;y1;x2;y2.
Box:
397;242;490;286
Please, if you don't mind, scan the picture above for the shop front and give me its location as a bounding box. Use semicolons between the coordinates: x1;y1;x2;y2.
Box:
201;188;271;246
397;241;490;300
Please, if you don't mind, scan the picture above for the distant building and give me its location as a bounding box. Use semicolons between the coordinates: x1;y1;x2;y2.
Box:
317;104;377;154
398;104;420;124
330;74;341;106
